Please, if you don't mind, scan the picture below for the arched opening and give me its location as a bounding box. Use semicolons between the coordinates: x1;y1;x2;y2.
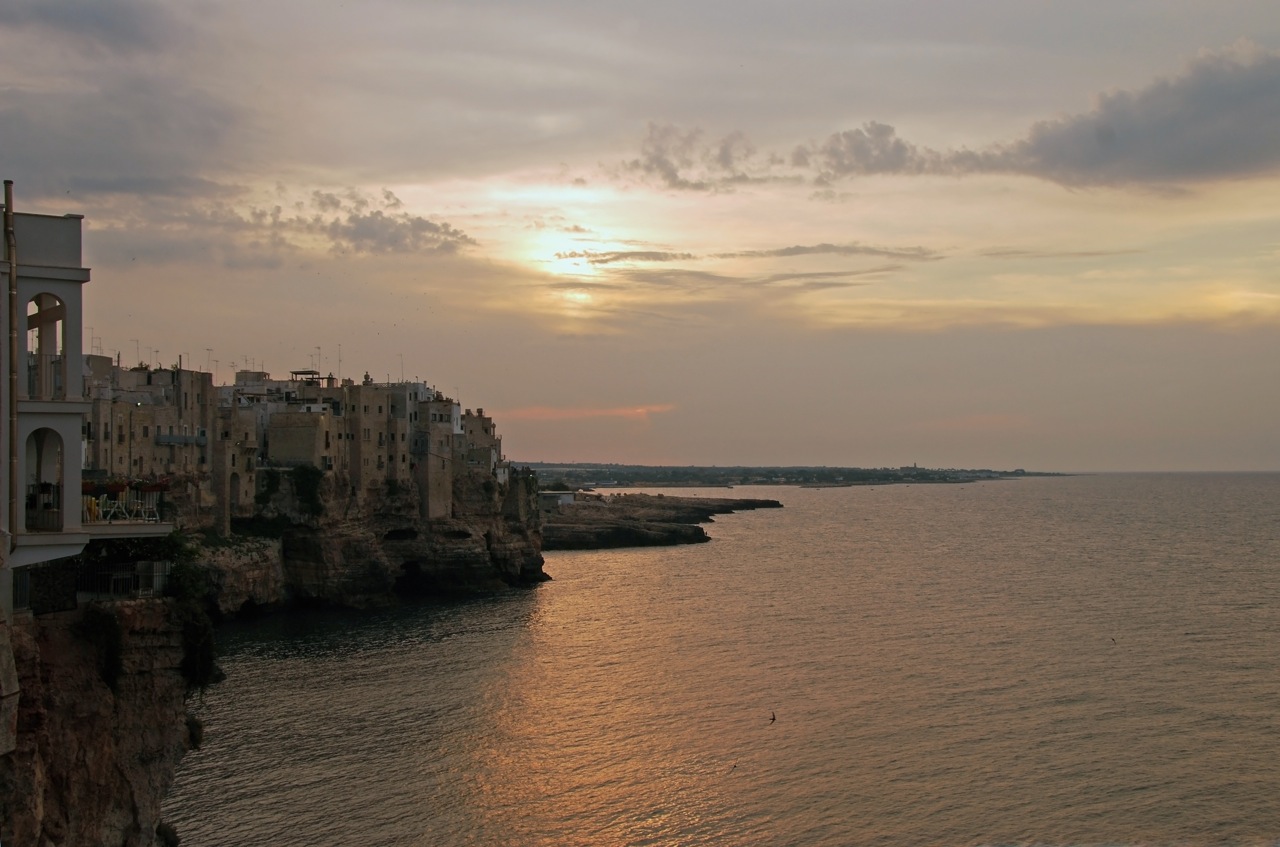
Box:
25;427;64;531
26;292;67;400
229;471;242;513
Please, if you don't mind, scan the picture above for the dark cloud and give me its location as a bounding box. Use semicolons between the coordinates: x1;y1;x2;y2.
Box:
799;122;944;180
554;243;934;267
802;44;1280;187
993;42;1280;186
0;74;238;201
89;188;476;268
622;124;713;191
0;0;181;54
717;243;942;261
324;208;475;255
627;43;1280;191
618;123;792;191
554;249;696;264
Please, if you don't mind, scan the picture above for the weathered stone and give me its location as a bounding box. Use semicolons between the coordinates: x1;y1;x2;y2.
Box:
542;493;782;550
192;467;547;612
0;601;189;847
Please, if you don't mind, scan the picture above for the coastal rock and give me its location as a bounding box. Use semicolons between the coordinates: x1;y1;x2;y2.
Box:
541;493;782;550
195;468;546;612
0;601;191;847
201;537;285;616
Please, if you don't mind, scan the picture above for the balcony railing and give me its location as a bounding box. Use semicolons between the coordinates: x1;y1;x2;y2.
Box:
76;560;171;598
26;353;65;400
155;433;207;446
26;483;63;531
81;488;164;524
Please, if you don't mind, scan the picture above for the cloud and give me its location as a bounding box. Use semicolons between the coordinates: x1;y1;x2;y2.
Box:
500;404;677;422
0;74;239;202
554;250;697;265
554;242;937;267
0;0;182;54
992;41;1280;186
715;242;942;261
618;122;793;191
800;42;1280;187
89;187;476;268
625;43;1280;191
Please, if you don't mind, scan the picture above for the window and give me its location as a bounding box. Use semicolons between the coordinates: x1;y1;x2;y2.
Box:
142;425;149;437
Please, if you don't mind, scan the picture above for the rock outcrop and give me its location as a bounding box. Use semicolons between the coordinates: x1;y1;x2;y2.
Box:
542;493;782;550
0;601;194;847
194;466;546;614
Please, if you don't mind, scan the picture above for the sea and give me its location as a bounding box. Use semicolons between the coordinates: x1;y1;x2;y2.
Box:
163;473;1280;846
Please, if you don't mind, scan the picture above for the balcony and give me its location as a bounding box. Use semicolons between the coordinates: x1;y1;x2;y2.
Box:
81;485;165;525
25;483;64;531
26;353;65;401
156;433;207;446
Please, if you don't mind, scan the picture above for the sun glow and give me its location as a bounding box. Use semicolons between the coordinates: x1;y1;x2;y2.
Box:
526;230;597;277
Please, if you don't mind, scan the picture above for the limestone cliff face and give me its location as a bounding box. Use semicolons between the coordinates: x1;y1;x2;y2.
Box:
0;601;193;847
201;538;285;616
197;467;546;612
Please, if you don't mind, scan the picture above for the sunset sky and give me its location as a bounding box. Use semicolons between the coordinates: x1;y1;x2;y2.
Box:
2;1;1278;471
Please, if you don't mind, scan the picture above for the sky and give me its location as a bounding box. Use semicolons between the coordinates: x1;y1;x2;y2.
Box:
2;0;1278;472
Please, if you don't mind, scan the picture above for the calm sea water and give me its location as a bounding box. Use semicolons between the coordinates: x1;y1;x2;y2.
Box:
164;474;1280;846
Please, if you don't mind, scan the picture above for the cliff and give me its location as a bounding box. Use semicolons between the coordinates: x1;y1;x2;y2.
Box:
195;467;546;615
0;601;196;847
541;493;783;550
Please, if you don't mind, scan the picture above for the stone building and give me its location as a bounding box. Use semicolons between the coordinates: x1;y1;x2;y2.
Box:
83;357;217;478
213;369;494;522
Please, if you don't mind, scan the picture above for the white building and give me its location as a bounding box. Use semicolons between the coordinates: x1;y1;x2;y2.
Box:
1;188;170;617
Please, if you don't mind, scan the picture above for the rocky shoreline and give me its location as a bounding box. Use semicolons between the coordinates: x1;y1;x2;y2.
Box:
541;493;783;550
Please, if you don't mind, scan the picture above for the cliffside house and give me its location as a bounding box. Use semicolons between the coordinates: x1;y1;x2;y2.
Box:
1;190;172;618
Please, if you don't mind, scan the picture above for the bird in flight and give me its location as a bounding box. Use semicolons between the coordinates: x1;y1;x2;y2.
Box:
769;711;776;724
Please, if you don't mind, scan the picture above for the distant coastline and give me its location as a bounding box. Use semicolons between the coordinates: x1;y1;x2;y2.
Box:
521;462;1061;491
